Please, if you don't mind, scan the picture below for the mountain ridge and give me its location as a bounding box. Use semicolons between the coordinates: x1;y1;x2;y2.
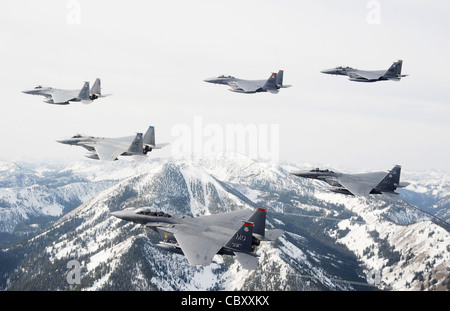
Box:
0;156;449;291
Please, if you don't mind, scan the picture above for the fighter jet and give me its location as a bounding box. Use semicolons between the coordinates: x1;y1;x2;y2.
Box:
204;70;291;94
291;165;410;196
56;126;168;161
22;78;110;104
321;60;408;82
111;207;283;270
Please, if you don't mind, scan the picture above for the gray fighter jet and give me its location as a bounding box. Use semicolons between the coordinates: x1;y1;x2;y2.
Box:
111;207;283;270
291;165;410;196
56;126;168;161
22;78;110;104
321;60;407;82
204;70;291;94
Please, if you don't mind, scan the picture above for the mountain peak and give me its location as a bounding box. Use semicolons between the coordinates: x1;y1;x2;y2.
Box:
1;157;449;291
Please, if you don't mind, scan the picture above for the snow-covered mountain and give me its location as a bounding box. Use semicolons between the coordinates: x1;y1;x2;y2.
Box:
0;156;449;291
0;159;159;247
397;169;450;223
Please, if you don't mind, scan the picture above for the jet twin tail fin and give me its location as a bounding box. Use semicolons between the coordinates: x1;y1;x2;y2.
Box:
276;70;284;87
385;60;403;78
78;82;92;104
225;222;254;254
263;72;278;92
226;209;283;270
267;70;291;91
89;78;112;99
143;126;169;152
90;78;101;96
127;133;144;154
247;207;284;241
376;165;402;192
247;208;267;238
143;126;155;146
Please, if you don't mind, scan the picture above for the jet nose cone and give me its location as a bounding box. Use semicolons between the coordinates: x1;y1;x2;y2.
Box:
291;170;305;176
111;209;137;220
111;210;126;219
320;69;334;74
56;138;70;144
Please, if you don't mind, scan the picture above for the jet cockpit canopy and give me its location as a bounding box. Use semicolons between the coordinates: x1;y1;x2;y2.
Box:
310;168;334;173
136;208;171;218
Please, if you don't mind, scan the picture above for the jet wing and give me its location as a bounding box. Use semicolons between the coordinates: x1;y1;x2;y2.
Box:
348;70;384;81
50;90;77;104
337;172;387;196
93;142;126;161
195;209;254;231
229;80;262;92
172;225;225;266
170;209;255;266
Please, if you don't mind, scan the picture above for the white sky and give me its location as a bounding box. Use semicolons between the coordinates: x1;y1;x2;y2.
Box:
1;0;449;172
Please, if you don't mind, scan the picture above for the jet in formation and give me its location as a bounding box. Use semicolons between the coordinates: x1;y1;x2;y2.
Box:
204;70;291;94
111;207;283;270
56;126;168;161
321;60;407;82
291;165;410;196
22;78;110;104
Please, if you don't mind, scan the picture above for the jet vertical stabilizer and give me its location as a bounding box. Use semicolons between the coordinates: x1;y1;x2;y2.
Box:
225;221;259;270
248;207;284;242
248;208;267;238
78;82;93;104
383;60;405;80
127;133;144;154
90;78;101;97
375;165;402;193
143;126;155;146
143;126;168;152
263;73;278;93
386;60;402;76
225;222;255;254
276;70;284;87
277;70;292;88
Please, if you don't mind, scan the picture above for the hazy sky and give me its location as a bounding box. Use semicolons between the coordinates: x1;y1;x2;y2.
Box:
1;0;450;172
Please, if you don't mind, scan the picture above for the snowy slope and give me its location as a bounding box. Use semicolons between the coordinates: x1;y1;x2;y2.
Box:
1;156;449;291
0;159;161;237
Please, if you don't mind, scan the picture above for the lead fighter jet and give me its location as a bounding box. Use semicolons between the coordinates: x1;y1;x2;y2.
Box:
204;70;291;94
291;165;410;196
22;78;110;104
57;126;168;161
111;207;283;270
321;60;407;82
